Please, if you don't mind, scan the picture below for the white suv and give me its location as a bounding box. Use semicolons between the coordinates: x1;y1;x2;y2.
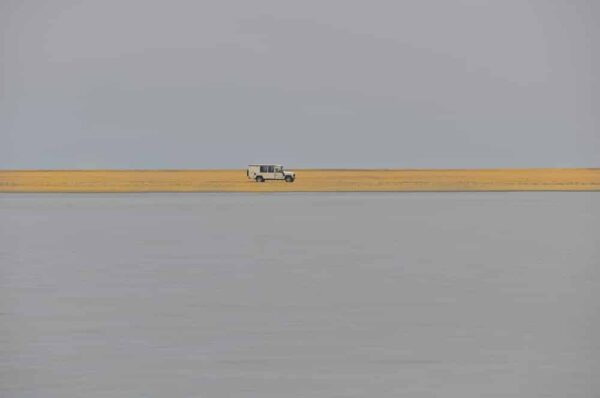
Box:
247;165;296;182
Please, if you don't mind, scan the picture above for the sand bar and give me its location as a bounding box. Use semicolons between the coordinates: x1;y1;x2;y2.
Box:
1;169;599;192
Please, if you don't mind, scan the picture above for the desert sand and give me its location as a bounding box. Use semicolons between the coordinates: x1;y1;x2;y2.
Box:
1;169;599;192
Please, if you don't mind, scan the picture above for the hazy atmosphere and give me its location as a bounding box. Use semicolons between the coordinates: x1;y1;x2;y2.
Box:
1;0;599;169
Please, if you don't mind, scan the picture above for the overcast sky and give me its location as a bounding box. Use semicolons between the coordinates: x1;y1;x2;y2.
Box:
1;0;599;169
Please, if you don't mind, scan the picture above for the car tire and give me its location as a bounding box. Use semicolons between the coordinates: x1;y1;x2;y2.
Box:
285;176;294;183
256;176;265;183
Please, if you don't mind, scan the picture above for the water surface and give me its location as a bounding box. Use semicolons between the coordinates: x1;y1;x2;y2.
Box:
1;193;599;397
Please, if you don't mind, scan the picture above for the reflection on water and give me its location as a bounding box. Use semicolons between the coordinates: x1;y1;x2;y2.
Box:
1;193;599;397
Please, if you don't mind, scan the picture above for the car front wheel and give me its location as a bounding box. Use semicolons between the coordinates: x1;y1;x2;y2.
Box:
285;176;294;182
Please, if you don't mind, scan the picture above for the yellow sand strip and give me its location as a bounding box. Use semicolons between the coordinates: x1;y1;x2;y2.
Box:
1;169;599;192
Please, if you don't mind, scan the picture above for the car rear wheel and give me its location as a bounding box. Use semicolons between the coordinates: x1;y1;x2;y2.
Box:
256;176;265;182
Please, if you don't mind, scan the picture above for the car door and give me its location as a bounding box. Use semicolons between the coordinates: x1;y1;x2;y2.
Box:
266;165;276;180
273;165;284;180
259;165;270;179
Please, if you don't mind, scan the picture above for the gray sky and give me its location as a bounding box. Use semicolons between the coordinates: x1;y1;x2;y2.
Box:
1;0;599;169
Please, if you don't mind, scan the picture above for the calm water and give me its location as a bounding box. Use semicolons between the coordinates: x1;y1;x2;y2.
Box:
1;193;599;397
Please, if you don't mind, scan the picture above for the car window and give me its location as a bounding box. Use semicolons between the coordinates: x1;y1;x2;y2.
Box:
260;166;268;173
268;166;274;173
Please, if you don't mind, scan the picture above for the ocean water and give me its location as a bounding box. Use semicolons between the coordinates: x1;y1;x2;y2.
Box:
1;193;599;397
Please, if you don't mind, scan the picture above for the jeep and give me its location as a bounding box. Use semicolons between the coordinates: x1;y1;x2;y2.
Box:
247;165;295;182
